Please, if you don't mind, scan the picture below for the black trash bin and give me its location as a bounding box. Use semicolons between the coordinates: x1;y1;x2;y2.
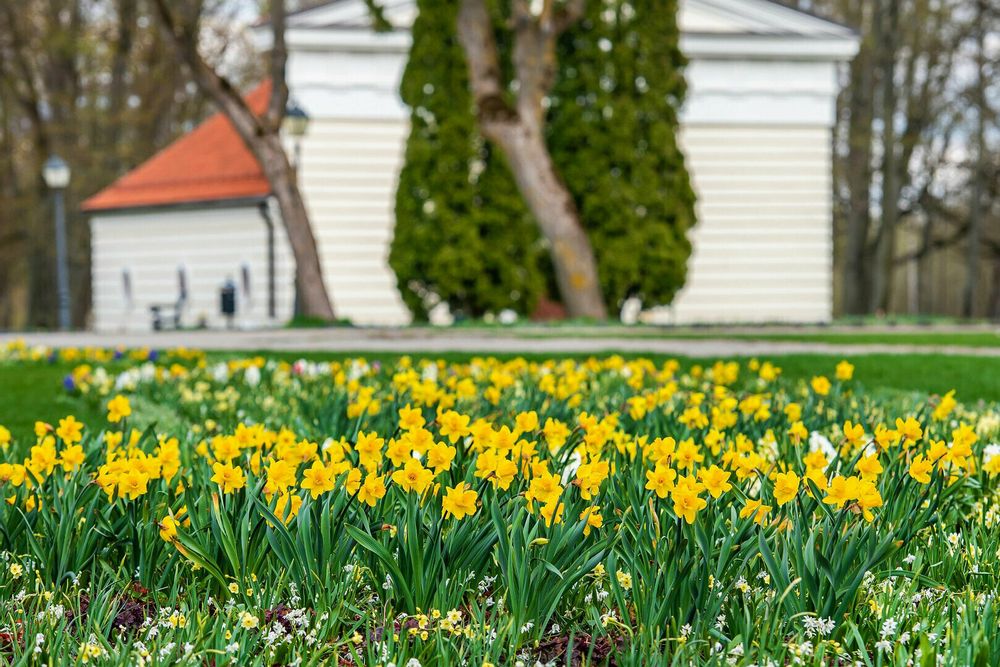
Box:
220;278;237;328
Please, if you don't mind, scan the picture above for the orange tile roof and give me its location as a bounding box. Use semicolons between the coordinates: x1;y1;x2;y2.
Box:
82;81;273;211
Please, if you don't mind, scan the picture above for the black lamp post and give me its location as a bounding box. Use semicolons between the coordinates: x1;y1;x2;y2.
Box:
42;155;72;331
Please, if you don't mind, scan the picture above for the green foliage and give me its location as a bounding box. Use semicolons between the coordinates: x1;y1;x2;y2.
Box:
390;0;696;319
549;0;696;308
389;0;546;320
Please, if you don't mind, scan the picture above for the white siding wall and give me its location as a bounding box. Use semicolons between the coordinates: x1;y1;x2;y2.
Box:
286;41;839;325
648;124;833;323
296;118;411;325
295;116;834;326
90;206;295;332
92;0;846;330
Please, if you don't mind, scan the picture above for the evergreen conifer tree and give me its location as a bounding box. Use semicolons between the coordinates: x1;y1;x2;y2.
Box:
390;0;695;318
550;0;696;310
389;0;546;320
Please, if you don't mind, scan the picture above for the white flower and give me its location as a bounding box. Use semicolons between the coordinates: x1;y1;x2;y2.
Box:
244;365;261;387
212;363;230;383
561;450;583;484
802;616;835;638
808;432;837;465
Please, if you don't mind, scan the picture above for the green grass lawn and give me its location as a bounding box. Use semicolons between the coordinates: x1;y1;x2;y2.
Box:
257;312;1000;347
0;363;108;442
2;352;996;443
247;351;997;401
396;321;1000;347
506;329;1000;347
649;330;1000;347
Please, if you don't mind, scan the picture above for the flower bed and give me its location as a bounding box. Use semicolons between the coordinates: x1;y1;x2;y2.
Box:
0;344;998;665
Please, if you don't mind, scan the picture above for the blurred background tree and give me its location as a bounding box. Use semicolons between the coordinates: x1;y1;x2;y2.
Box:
390;0;547;321
798;0;1000;318
0;0;259;330
548;0;695;314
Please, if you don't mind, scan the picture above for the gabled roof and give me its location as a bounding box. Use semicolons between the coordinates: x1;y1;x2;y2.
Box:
679;0;854;37
260;0;857;60
284;0;415;29
82;82;272;212
278;0;852;36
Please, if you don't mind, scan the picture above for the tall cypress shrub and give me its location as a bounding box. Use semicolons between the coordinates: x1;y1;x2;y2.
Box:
549;0;696;310
390;0;696;318
389;0;546;320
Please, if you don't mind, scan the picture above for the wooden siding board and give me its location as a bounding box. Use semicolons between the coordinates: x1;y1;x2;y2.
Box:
90;206;297;332
661;123;833;324
91;112;835;327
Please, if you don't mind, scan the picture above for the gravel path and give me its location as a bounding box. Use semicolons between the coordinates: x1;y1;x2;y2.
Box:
1;328;997;358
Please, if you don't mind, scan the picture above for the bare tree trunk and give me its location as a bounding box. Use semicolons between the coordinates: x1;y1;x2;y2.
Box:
495;121;605;319
990;259;1000;321
842;21;875;315
152;0;336;321
869;0;899;313
962;0;987;318
456;0;607;320
0;102;30;329
916;216;934;314
257;133;334;321
107;0;135;174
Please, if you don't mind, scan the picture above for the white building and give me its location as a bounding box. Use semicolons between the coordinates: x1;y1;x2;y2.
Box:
84;0;858;331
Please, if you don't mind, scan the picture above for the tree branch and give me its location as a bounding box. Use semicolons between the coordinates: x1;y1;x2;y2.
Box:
266;0;289;129
554;0;586;33
457;0;517;138
510;2;557;129
151;0;265;140
363;0;394;32
894;189;1000;264
893;220;968;265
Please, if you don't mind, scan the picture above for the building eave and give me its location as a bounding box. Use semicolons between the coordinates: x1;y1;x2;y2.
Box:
84;196;270;217
681;33;859;60
254;26;411;53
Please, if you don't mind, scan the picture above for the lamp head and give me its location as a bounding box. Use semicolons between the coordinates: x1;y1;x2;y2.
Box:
283;102;310;138
43;155;71;189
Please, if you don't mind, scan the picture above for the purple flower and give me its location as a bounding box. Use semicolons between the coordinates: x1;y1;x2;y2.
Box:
63;375;76;391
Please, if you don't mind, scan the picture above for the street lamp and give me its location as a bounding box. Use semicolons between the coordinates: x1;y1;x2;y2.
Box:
42;155;71;331
282;101;310;168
